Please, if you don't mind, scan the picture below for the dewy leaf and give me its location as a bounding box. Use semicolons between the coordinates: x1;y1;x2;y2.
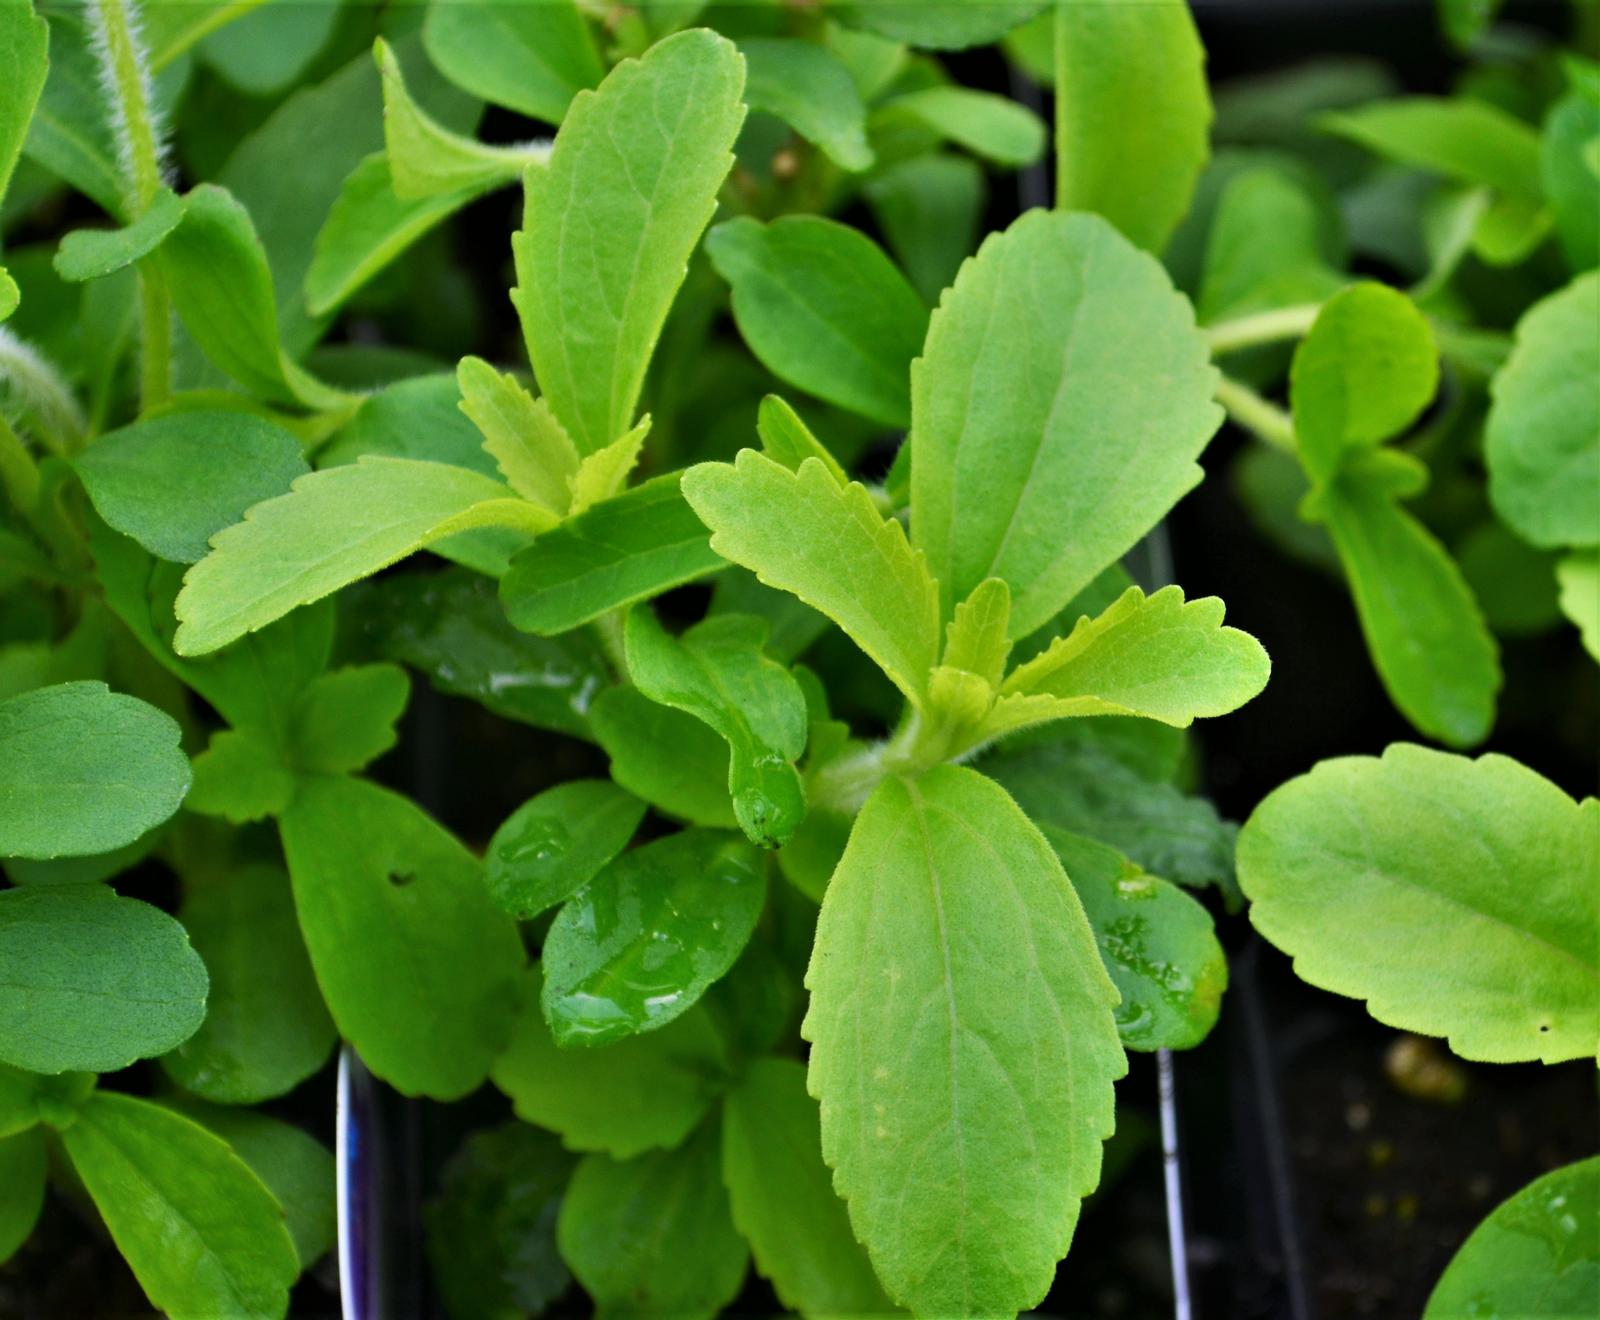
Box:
1486;273;1600;549
0;0;48;207
1054;0;1211;253
557;1125;749;1320
456;355;579;516
493;967;729;1158
911;210;1221;639
875;86;1046;167
513;29;745;454
174;457;554;656
722;1058;898;1317
541;828;766;1047
162;864;336;1106
1043;829;1226;1051
75;411;310;564
804;765;1125;1315
740;37;873;172
287;663;410;775
1557;551;1600;661
500;473;723;636
423;0;603;124
626;609;809;848
831;1;1046;51
60;1093;299;1320
1424;1156;1600;1319
53;188;185;282
864;153;986;305
590;687;738;831
485;779;646;919
682;451;941;708
706;216;928;429
756;394;849;488
0;1129;45;1265
1238;744;1599;1064
1290;282;1439;485
0;681;190;859
0;884;207;1074
279;775;524;1099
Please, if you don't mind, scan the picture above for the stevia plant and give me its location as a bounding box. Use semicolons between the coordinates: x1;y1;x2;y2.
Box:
0;0;1595;1317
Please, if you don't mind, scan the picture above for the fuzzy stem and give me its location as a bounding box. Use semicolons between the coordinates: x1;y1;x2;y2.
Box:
1214;375;1296;454
0;328;86;453
1203;303;1322;356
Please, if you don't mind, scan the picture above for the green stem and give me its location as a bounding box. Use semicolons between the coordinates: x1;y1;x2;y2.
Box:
1215;375;1296;454
1203;303;1322;356
0;414;41;519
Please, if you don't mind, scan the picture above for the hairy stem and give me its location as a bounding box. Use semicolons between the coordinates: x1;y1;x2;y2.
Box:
1203;303;1322;356
1214;375;1296;454
0;328;86;453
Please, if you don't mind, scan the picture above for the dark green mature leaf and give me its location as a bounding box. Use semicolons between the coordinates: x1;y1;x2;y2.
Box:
493;967;730;1158
707;216;928;428
0;1128;45;1264
1239;744;1599;1064
163;865;335;1105
423;0;603;123
53;188;185;282
0;0;48;207
557;1125;749;1320
513;29;745;453
75;411;310;563
1425;1157;1600;1318
590;686;738;830
22;10;123;219
1054;0;1211;253
911;210;1221;638
0;1064;95;1138
279;776;524;1099
60;1093;299;1318
1486;273;1600;549
722;1058;898;1316
0;885;208;1074
740;37;873;171
542;828;765;1047
0;681;190;859
485;780;646;919
864;154;986;304
500;474;724;635
832;1;1046;51
805;766;1125;1314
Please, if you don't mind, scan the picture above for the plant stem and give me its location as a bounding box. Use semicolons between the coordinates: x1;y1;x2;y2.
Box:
0;414;41;519
1203;303;1322;356
1214;375;1296;454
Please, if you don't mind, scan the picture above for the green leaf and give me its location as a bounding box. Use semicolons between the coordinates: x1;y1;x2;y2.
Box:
288;663;410;775
199;0;338;96
0;681;190;859
1455;522;1562;637
0;0;48;207
567;417;650;514
722;1058;898;1317
0;1063;95;1138
0;1128;45;1265
910;210;1221;638
53;188;185;282
1238;743;1599;1064
740;37;873;171
75;411;310;564
804;765;1125;1314
626;609;809;847
422;0;603;124
1542;71;1600;272
492;967;729;1158
21;11;123;220
831;1;1046;51
755;394;849;487
876;86;1046;166
456;355;579;516
0;266;16;322
706;216;928;429
60;1092;299;1319
186;729;296;824
278;775;523;1099
942;577;1012;689
590;686;738;830
1486;273;1600;549
485;780;646;919
558;1125;749;1320
1321;96;1543;199
513;29;745;453
542;828;766;1047
1042;829;1226;1051
500;473;723;635
1558;550;1600;660
1198;165;1344;323
1054;0;1211;253
683;451;941;707
863;153;986;305
1424;1156;1600;1318
162;865;336;1105
174;457;553;656
1290;282;1439;485
0;883;207;1074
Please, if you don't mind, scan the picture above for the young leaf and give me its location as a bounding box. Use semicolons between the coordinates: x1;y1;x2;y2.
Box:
566;417;649;515
162;864;335;1105
60;1093;299;1319
1486;273;1600;549
174;457;554;656
513;29;745;453
278;775;523;1099
287;663;410;775
682;451;941;707
626;609;809;847
706;216;928;428
740;37;873;172
456;355;579;516
0;1129;45;1265
422;0;603;124
1557;551;1600;660
1424;1157;1600;1319
756;394;849;488
557;1125;749;1320
804;765;1125;1315
589;686;739;830
722;1058;898;1317
0;681;190;859
941;577;1012;689
53;187;185;282
493;967;729;1158
75;411;310;563
0;884;207;1075
911;210;1221;638
1238;744;1599;1064
876;86;1046;167
864;154;986;305
1043;829;1226;1051
485;780;646;919
0;1064;95;1138
1054;0;1211;253
499;473;723;635
541;828;766;1047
